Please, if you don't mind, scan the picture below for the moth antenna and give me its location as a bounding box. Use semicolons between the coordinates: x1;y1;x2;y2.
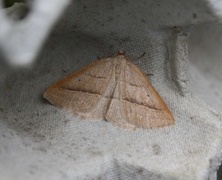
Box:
145;73;154;76
135;52;146;60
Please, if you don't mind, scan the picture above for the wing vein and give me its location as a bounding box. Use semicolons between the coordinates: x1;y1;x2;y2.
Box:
122;97;162;111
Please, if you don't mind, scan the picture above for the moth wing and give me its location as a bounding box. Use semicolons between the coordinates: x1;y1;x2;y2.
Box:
43;58;113;120
105;60;174;129
121;61;175;128
105;80;138;130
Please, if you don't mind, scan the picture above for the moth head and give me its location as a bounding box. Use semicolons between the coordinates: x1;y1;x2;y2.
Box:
116;50;126;56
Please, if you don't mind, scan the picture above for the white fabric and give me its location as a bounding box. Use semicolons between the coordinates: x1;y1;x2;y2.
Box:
1;1;222;180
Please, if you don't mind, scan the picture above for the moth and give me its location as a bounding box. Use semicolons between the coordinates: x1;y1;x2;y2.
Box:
43;51;174;130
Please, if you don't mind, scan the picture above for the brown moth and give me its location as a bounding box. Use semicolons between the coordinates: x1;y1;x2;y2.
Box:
43;51;174;130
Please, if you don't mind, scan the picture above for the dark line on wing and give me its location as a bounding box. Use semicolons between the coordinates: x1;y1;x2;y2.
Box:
128;63;156;107
120;81;144;88
84;73;107;79
58;87;102;96
57;87;160;110
122;97;162;111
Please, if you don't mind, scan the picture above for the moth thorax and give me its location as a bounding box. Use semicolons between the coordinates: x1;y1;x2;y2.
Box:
114;59;125;80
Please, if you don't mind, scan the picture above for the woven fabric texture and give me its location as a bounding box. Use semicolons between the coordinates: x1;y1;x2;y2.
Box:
0;1;222;180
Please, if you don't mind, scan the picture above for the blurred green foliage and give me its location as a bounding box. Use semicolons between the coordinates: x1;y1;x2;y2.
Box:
4;0;26;8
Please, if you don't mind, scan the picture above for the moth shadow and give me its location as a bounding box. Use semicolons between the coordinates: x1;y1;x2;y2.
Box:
39;94;50;105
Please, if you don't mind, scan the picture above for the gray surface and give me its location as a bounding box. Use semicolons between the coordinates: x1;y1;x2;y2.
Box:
189;23;222;179
189;23;222;112
1;1;222;180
